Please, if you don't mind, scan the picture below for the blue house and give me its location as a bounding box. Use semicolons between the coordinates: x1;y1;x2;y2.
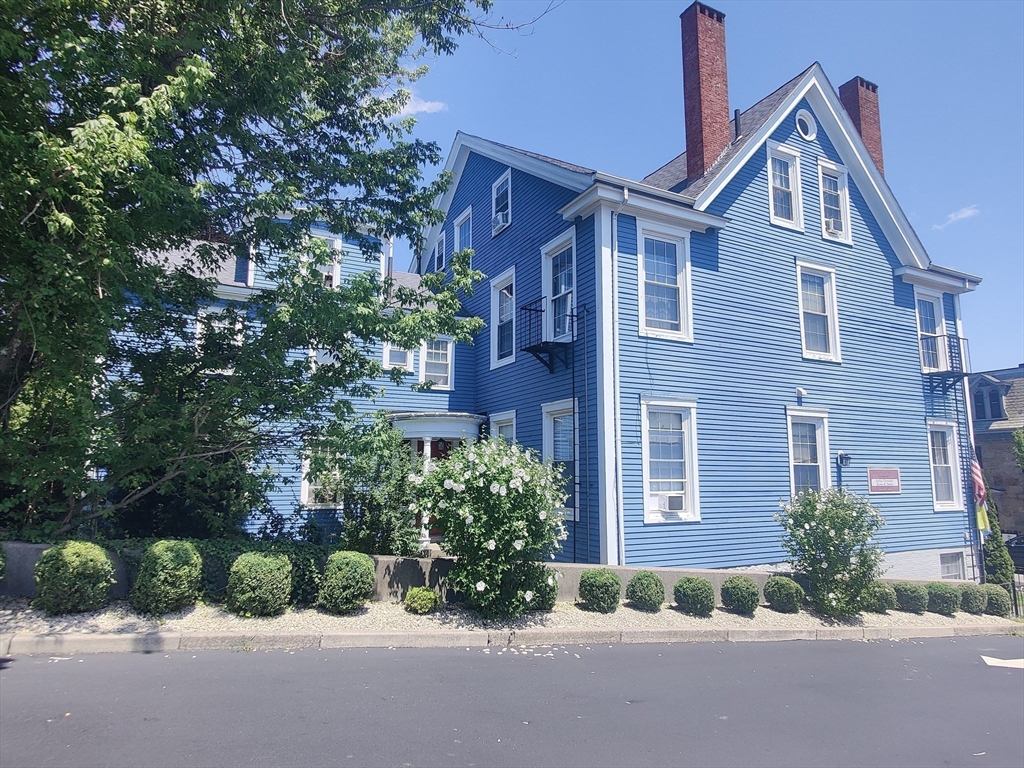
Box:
247;2;983;581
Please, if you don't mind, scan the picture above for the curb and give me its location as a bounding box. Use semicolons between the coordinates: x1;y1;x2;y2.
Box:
2;623;1016;655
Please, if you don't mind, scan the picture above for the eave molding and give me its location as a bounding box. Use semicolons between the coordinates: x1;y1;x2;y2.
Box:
894;265;980;294
559;183;729;232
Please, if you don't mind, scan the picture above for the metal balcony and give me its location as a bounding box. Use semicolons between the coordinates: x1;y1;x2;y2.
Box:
518;297;573;373
922;333;971;393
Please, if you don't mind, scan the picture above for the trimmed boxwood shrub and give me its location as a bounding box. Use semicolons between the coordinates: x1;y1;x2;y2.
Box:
625;571;665;612
958;583;987;615
404;586;440;615
763;576;804;614
893;582;929;614
721;575;760;616
130;540;202;615
674;577;715;617
981;583;1011;617
863;581;898;614
33;541;115;615
578;568;621;613
926;581;960;616
319;551;375;614
226;552;292;617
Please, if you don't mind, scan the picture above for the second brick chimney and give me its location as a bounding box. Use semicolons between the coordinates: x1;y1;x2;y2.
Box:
681;2;730;181
839;76;884;176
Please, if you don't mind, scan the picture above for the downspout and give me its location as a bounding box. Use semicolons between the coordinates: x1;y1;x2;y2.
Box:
611;189;628;565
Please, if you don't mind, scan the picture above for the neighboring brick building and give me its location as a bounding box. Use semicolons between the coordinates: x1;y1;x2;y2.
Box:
971;364;1024;535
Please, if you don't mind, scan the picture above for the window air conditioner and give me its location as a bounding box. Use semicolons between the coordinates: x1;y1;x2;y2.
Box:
492;211;509;232
825;219;843;235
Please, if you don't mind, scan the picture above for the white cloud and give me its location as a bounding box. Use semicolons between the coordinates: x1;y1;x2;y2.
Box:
398;94;448;117
932;204;980;230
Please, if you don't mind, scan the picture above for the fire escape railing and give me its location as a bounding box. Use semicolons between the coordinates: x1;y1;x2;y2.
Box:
517;297;573;373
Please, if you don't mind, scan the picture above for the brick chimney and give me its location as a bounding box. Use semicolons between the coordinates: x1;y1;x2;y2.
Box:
681;2;730;181
839;76;884;176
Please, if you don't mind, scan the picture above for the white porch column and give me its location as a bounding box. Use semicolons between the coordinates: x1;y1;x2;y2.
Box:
420;437;434;551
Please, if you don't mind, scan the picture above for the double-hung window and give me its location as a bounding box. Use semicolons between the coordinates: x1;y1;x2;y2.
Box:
638;223;692;342
421;338;453;390
302;452;341;507
542;230;575;341
491;169;511;235
927;420;963;510
490;267;515;368
915;290;946;372
818;159;851;243
796;262;841;361
489;410;516;443
642;400;700;523
434;231;446;272
787;407;830;496
383;343;412;372
543;399;577;520
767;141;803;230
454;207;472;260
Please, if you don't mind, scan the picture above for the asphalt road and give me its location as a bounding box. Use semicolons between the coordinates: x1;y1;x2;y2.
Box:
1;636;1022;768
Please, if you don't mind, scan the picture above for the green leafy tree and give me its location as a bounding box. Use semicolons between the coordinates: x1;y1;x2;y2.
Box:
1012;429;1024;472
0;0;519;537
982;485;1015;587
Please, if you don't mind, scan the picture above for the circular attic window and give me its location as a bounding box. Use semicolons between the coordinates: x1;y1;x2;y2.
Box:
795;109;817;141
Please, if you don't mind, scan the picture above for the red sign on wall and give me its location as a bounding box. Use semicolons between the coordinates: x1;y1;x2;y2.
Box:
867;468;902;494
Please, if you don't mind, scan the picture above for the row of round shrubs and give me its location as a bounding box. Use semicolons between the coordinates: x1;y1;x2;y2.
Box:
30;540;379;618
889;581;1010;617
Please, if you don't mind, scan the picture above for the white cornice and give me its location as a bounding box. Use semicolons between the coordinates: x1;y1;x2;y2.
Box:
894;265;981;294
559;182;728;232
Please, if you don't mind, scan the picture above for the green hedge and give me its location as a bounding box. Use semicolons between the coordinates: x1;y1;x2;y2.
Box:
404;586;440;614
721;575;760;616
578;568;621;614
981;583;1011;617
319;551;375;614
893;582;928;614
226;552;292;617
863;581;898;614
33;541;115;615
763;576;804;614
958;583;987;615
129;540;202;616
925;582;960;616
625;571;665;613
673;577;715;617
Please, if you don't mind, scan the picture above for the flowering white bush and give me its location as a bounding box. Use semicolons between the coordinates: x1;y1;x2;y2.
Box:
410;438;566;618
775;488;885;617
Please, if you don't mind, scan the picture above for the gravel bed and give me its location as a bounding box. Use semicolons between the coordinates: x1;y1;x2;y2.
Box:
1;596;1016;636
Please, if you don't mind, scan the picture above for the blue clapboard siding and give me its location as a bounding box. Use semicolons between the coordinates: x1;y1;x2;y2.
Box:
440;151;602;562
615;99;969;568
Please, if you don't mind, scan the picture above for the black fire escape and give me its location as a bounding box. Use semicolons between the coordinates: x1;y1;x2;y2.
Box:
517;297;574;373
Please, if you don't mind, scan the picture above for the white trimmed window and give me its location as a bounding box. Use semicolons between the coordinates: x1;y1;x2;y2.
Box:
420;337;453;390
796;262;841;361
927;420;963;511
767;141;803;230
642;400;700;523
454;207;472;256
787;407;830;496
489;410;516;443
915;289;946;372
940;552;965;580
638;222;693;342
383;343;412;372
491;169;511;235
301;454;341;507
490;266;515;368
542;229;575;341
434;231;446;272
818;159;851;243
543;399;577;520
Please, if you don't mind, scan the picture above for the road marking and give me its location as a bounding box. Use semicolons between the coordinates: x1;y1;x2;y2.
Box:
980;655;1024;669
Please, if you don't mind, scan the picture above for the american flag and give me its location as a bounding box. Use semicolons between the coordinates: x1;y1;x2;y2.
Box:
971;456;991;534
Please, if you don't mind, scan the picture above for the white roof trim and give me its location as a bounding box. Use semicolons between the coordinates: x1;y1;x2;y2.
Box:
894;265;980;294
560;182;728;232
691;64;930;271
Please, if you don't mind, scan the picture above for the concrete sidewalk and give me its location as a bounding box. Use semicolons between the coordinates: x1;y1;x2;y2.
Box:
2;621;1017;656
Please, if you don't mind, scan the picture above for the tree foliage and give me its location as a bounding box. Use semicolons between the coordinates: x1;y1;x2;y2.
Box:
0;0;501;538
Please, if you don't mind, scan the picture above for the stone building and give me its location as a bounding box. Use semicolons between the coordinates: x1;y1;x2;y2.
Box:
971;364;1024;535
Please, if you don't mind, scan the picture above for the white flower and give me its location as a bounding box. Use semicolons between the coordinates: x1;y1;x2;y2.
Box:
547;575;554;586
524;590;534;603
510;478;522;490
821;562;828;568
408;473;417;482
513;540;523;551
499;486;507;496
539;511;547;520
465;514;473;524
476;581;486;592
490;482;500;494
477;479;484;487
408;503;416;511
438;500;447;509
804;523;810;530
487;539;496;550
444;479;454;490
454;483;465;492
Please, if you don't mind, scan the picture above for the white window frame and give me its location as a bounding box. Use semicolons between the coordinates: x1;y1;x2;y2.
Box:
489;409;516;443
795;108;817;142
939;552;965;580
382;343;413;372
541;228;576;342
767;140;804;231
786;406;831;497
310;236;342;288
636;220;694;343
434;230;446;272
641;399;700;524
914;287;947;373
796;261;842;362
491;168;511;236
542;398;578;521
300;455;341;508
454;207;472;256
927;419;964;511
489;266;516;369
419;336;454;391
817;158;852;244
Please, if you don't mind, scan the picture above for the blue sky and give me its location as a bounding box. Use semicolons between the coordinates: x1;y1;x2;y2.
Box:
395;0;1023;372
